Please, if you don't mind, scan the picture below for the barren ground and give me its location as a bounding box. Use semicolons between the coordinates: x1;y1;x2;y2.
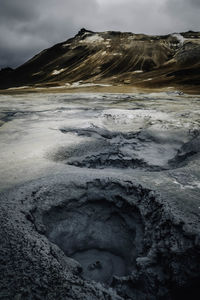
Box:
0;92;200;299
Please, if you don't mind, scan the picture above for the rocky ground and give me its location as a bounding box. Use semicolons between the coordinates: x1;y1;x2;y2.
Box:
0;92;200;299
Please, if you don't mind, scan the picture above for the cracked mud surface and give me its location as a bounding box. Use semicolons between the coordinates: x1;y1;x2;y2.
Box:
0;92;200;299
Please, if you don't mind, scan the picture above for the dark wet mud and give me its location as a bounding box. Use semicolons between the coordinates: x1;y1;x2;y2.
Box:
44;199;144;285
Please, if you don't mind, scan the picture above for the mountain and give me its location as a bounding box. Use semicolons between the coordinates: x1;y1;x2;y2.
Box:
0;28;200;91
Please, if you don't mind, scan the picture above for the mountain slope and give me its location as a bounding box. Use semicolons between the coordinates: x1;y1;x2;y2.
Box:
0;28;200;91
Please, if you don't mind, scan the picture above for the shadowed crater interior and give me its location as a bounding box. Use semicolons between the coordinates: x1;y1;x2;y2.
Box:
43;200;144;285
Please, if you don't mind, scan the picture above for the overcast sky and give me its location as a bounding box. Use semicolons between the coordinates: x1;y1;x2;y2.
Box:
0;0;199;69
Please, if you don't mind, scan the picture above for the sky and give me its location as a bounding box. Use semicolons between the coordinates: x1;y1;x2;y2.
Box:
0;0;199;69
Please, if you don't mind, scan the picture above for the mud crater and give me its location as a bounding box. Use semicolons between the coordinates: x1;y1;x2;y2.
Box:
27;179;200;299
50;126;200;171
43;199;144;285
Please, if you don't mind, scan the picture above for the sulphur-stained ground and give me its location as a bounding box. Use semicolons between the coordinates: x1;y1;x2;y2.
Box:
0;92;200;299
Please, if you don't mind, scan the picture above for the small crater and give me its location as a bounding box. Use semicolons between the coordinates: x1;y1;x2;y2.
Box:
49;126;200;171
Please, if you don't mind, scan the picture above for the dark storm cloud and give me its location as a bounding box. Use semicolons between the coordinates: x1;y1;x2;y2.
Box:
0;0;99;68
0;0;199;69
0;0;38;22
164;0;200;31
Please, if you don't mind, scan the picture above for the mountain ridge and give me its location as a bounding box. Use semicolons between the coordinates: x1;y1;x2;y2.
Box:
0;28;200;92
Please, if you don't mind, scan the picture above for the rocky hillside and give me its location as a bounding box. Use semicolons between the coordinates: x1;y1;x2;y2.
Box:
0;28;200;90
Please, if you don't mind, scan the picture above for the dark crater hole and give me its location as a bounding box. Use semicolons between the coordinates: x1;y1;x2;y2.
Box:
43;201;144;285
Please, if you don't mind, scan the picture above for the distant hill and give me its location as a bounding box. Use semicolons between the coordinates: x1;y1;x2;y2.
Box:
0;28;200;91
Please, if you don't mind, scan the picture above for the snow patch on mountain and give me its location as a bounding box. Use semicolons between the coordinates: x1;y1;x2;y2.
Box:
133;70;143;73
70;81;111;88
80;34;104;44
51;69;65;75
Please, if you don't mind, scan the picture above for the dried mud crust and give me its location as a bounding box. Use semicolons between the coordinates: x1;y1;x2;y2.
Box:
51;126;200;171
1;178;200;299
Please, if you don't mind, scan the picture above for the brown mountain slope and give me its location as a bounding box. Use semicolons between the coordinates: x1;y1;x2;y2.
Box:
0;29;200;91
